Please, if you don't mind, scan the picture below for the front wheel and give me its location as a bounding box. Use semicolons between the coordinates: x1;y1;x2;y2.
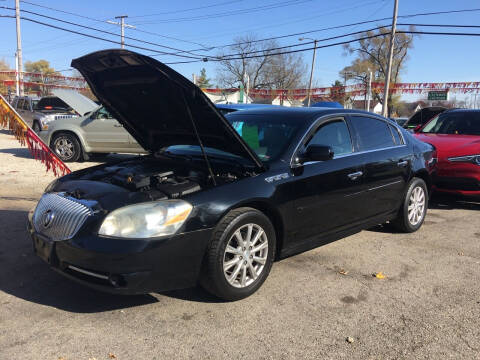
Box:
390;177;428;233
200;208;276;301
51;132;82;162
32;121;41;133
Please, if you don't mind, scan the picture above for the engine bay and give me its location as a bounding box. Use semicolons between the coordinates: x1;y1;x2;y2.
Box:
75;155;252;200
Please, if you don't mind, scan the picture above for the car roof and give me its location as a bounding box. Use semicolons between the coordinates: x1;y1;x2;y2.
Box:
215;103;279;110
443;108;480;114
224;106;388;122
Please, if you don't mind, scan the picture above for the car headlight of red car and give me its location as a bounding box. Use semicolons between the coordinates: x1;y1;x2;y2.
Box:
447;154;480;165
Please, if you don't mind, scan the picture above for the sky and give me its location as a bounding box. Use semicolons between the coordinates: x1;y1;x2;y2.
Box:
0;0;479;94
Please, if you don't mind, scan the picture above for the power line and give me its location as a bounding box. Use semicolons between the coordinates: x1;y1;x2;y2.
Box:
176;7;480;55
0;14;209;59
128;0;243;18
18;0;210;47
165;29;480;65
1;6;213;59
130;0;313;25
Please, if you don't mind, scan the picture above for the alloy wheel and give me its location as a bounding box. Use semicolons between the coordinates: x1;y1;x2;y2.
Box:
408;186;426;226
223;223;268;288
54;137;74;160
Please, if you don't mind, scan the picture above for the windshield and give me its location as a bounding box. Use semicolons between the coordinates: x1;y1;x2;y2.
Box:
164;113;302;163
34;97;72;112
421;112;480;135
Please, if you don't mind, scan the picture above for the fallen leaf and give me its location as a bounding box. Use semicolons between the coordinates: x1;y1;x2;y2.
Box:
338;269;349;275
108;353;117;359
346;336;355;343
458;252;464;256
373;272;386;279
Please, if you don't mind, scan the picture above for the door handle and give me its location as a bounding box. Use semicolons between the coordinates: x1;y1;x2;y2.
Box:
397;160;408;167
347;171;363;180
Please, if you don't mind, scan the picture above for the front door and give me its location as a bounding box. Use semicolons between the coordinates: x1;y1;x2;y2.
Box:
79;107;131;152
286;118;367;243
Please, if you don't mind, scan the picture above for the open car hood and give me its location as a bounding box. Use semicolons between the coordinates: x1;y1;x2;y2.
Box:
51;89;99;116
71;49;263;168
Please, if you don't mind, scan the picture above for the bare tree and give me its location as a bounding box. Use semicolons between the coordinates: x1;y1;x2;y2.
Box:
343;26;416;115
216;34;306;101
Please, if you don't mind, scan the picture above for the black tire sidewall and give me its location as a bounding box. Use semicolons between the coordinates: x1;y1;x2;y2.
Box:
401;178;428;232
208;209;276;301
52;133;81;162
32;121;41;133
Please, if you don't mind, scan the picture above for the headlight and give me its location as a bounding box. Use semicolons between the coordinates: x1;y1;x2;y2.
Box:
447;154;480;165
98;200;193;239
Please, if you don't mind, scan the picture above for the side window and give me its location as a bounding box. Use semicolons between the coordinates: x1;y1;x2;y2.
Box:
350;116;395;151
388;124;403;145
16;98;25;110
22;99;31;110
95;107;113;119
307;119;353;157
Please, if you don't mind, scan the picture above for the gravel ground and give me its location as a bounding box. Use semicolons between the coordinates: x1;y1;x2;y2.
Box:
0;129;479;360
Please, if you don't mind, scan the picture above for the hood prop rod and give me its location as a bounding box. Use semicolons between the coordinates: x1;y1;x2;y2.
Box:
181;93;217;186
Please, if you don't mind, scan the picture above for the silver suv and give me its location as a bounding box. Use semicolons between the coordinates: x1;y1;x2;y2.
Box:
12;94;80;133
11;96;40;128
38;106;145;162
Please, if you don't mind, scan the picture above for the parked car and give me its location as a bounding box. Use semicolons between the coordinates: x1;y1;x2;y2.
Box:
403;106;447;131
414;109;480;197
216;103;278;115
11;95;40;127
12;90;97;133
28;49;436;301
38;105;145;162
393;117;408;127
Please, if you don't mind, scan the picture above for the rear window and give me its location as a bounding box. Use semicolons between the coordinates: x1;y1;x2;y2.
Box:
350;116;395;151
35;97;71;111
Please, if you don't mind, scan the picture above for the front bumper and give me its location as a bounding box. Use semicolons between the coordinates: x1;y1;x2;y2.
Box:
433;161;480;197
28;216;213;294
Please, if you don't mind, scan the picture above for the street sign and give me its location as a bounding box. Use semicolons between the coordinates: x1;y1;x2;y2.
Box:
428;91;448;101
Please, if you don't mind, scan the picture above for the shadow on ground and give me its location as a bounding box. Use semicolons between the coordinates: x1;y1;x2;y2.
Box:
0;209;158;313
0;147;32;159
429;193;480;211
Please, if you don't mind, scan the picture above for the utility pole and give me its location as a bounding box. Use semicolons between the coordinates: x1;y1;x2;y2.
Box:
299;38;318;107
107;15;135;49
382;0;399;117
15;0;24;96
367;70;372;112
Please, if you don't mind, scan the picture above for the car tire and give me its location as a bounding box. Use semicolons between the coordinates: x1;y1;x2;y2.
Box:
51;132;82;162
200;207;276;301
390;177;428;233
32;121;41;133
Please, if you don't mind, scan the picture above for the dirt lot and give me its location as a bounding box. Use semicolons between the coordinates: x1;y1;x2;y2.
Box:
0;129;479;360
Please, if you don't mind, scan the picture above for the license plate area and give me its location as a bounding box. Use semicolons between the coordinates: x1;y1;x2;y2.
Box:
33;234;57;265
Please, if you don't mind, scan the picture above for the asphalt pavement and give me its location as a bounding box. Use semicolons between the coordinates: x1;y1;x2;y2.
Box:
0;130;479;360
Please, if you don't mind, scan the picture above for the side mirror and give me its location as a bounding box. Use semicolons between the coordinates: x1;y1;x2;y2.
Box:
413;124;422;133
299;145;334;163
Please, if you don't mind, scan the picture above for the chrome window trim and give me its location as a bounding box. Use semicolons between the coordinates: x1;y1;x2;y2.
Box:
290;112;407;167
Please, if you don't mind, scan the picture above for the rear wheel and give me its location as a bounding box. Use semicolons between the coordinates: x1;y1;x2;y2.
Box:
200;207;276;301
32;121;41;133
51;132;82;162
390;177;428;233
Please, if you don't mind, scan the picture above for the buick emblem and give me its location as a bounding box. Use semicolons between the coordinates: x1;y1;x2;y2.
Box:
42;210;55;228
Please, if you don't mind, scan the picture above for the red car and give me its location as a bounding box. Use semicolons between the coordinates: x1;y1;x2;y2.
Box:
414;109;480;197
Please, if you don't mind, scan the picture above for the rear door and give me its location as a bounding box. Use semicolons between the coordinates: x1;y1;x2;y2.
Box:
287;117;367;240
80;107;131;152
348;115;411;218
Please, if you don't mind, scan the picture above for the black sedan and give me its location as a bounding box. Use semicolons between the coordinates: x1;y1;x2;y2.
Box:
28;50;436;301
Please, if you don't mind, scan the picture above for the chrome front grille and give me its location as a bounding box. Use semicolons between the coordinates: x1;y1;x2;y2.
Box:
33;193;94;241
